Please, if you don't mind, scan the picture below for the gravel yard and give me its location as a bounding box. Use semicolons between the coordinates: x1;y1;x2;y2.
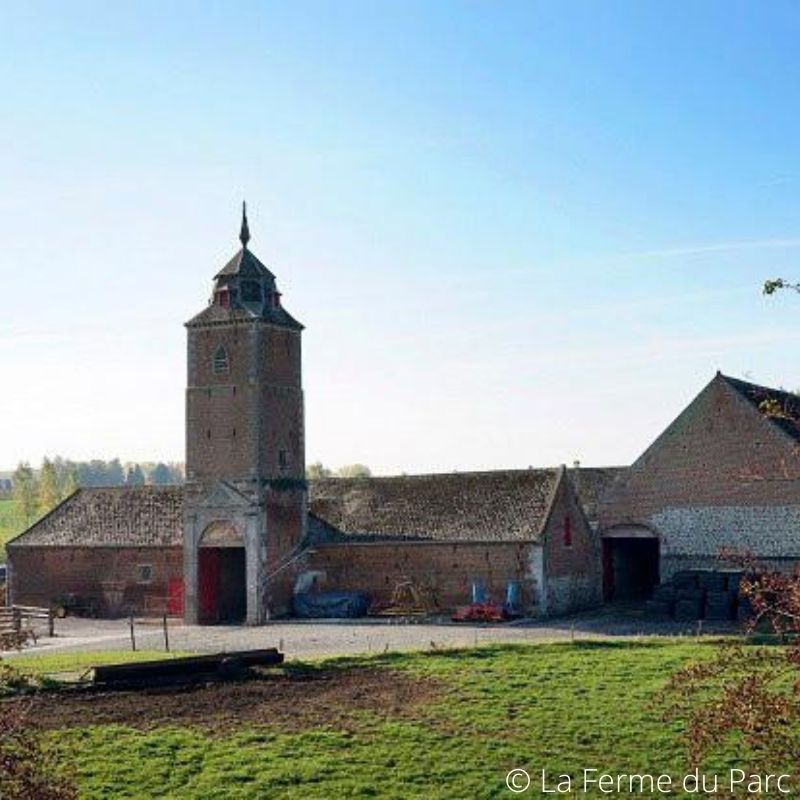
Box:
4;606;739;662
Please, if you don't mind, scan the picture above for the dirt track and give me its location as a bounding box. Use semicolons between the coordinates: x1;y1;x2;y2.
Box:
9;667;439;733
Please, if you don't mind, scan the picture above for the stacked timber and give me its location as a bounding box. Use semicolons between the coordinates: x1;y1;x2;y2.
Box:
645;570;743;622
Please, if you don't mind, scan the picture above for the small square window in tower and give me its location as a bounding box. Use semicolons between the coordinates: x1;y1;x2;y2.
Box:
137;564;153;584
212;345;229;375
278;449;288;470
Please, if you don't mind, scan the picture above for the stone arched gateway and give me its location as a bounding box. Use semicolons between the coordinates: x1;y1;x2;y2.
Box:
183;482;266;626
601;524;660;602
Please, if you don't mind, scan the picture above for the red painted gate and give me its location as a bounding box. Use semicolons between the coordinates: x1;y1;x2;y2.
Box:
167;577;185;617
198;549;221;624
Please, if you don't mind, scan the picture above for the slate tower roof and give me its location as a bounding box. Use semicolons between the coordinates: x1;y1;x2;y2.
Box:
187;202;303;330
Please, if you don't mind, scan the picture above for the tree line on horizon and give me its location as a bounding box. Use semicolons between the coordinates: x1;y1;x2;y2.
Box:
2;458;372;530
4;457;185;527
306;462;372;479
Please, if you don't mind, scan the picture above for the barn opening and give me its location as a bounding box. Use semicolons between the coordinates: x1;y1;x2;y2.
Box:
198;548;246;623
602;532;659;602
198;521;246;624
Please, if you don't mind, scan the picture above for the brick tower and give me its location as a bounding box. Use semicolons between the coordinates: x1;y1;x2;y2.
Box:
183;205;305;624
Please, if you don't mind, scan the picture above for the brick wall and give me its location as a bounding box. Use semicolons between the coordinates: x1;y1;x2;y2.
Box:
186;322;304;483
8;546;183;616
542;475;602;614
186;323;259;481
600;375;800;568
307;541;538;612
258;327;304;479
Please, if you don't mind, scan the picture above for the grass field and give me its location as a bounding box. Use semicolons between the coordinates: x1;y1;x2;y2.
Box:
11;640;782;799
0;498;23;560
10;650;188;681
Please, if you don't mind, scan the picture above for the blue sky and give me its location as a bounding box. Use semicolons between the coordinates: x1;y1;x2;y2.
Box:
1;1;799;473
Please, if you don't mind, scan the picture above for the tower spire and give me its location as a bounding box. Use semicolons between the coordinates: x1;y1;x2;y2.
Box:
239;201;251;248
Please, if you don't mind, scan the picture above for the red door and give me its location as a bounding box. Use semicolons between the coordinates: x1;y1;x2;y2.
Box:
198;549;221;623
167;578;184;617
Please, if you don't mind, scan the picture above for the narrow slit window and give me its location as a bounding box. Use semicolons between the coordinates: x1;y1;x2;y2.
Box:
212;345;229;374
563;516;573;548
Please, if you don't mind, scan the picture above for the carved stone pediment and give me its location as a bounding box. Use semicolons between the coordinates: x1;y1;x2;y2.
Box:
195;480;254;511
200;520;243;547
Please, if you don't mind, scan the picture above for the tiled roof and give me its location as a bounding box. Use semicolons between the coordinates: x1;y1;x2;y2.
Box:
8;468;626;549
566;467;626;524
723;374;800;442
7;487;184;548
308;469;564;543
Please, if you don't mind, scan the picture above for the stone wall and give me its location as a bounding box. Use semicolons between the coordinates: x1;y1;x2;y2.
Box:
8;546;183;616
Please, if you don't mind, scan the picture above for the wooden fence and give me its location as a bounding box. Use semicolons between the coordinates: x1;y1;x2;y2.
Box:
0;605;55;643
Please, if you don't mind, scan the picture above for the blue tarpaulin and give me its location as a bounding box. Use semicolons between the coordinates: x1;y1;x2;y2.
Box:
292;591;371;619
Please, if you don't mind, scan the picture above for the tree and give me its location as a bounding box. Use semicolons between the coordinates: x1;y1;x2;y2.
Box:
106;458;125;486
38;459;60;515
336;464;372;479
59;466;79;499
764;278;800;295
125;465;145;486
306;462;332;479
12;464;38;526
149;463;172;485
659;554;800;788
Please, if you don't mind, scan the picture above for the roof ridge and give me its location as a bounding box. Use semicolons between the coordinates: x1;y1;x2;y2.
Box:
313;467;562;482
719;373;800;446
78;484;183;491
721;373;799;397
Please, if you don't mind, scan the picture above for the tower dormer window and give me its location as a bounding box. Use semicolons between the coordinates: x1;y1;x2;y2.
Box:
212;345;229;375
241;280;262;303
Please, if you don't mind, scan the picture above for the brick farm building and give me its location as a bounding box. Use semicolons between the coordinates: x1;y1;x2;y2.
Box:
7;212;800;622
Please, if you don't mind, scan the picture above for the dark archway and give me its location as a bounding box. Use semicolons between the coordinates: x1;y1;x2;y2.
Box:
602;531;660;602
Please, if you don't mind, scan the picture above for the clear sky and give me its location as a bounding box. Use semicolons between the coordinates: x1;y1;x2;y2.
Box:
1;1;799;474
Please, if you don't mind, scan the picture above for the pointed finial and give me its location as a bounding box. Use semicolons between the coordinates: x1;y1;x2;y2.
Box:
240;201;251;248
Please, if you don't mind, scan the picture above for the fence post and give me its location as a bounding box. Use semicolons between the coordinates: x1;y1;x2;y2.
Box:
163;613;170;652
48;608;54;637
129;615;136;652
12;607;21;633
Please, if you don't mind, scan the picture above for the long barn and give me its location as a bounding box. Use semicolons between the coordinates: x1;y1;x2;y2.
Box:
7;211;800;622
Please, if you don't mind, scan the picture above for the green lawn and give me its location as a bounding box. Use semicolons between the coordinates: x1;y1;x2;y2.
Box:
10;649;187;680
28;640;784;799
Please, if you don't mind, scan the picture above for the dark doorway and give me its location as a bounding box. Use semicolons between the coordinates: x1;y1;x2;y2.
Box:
602;537;659;602
198;547;246;623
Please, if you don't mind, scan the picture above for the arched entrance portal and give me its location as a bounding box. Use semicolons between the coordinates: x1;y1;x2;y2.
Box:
198;521;246;624
602;526;660;602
